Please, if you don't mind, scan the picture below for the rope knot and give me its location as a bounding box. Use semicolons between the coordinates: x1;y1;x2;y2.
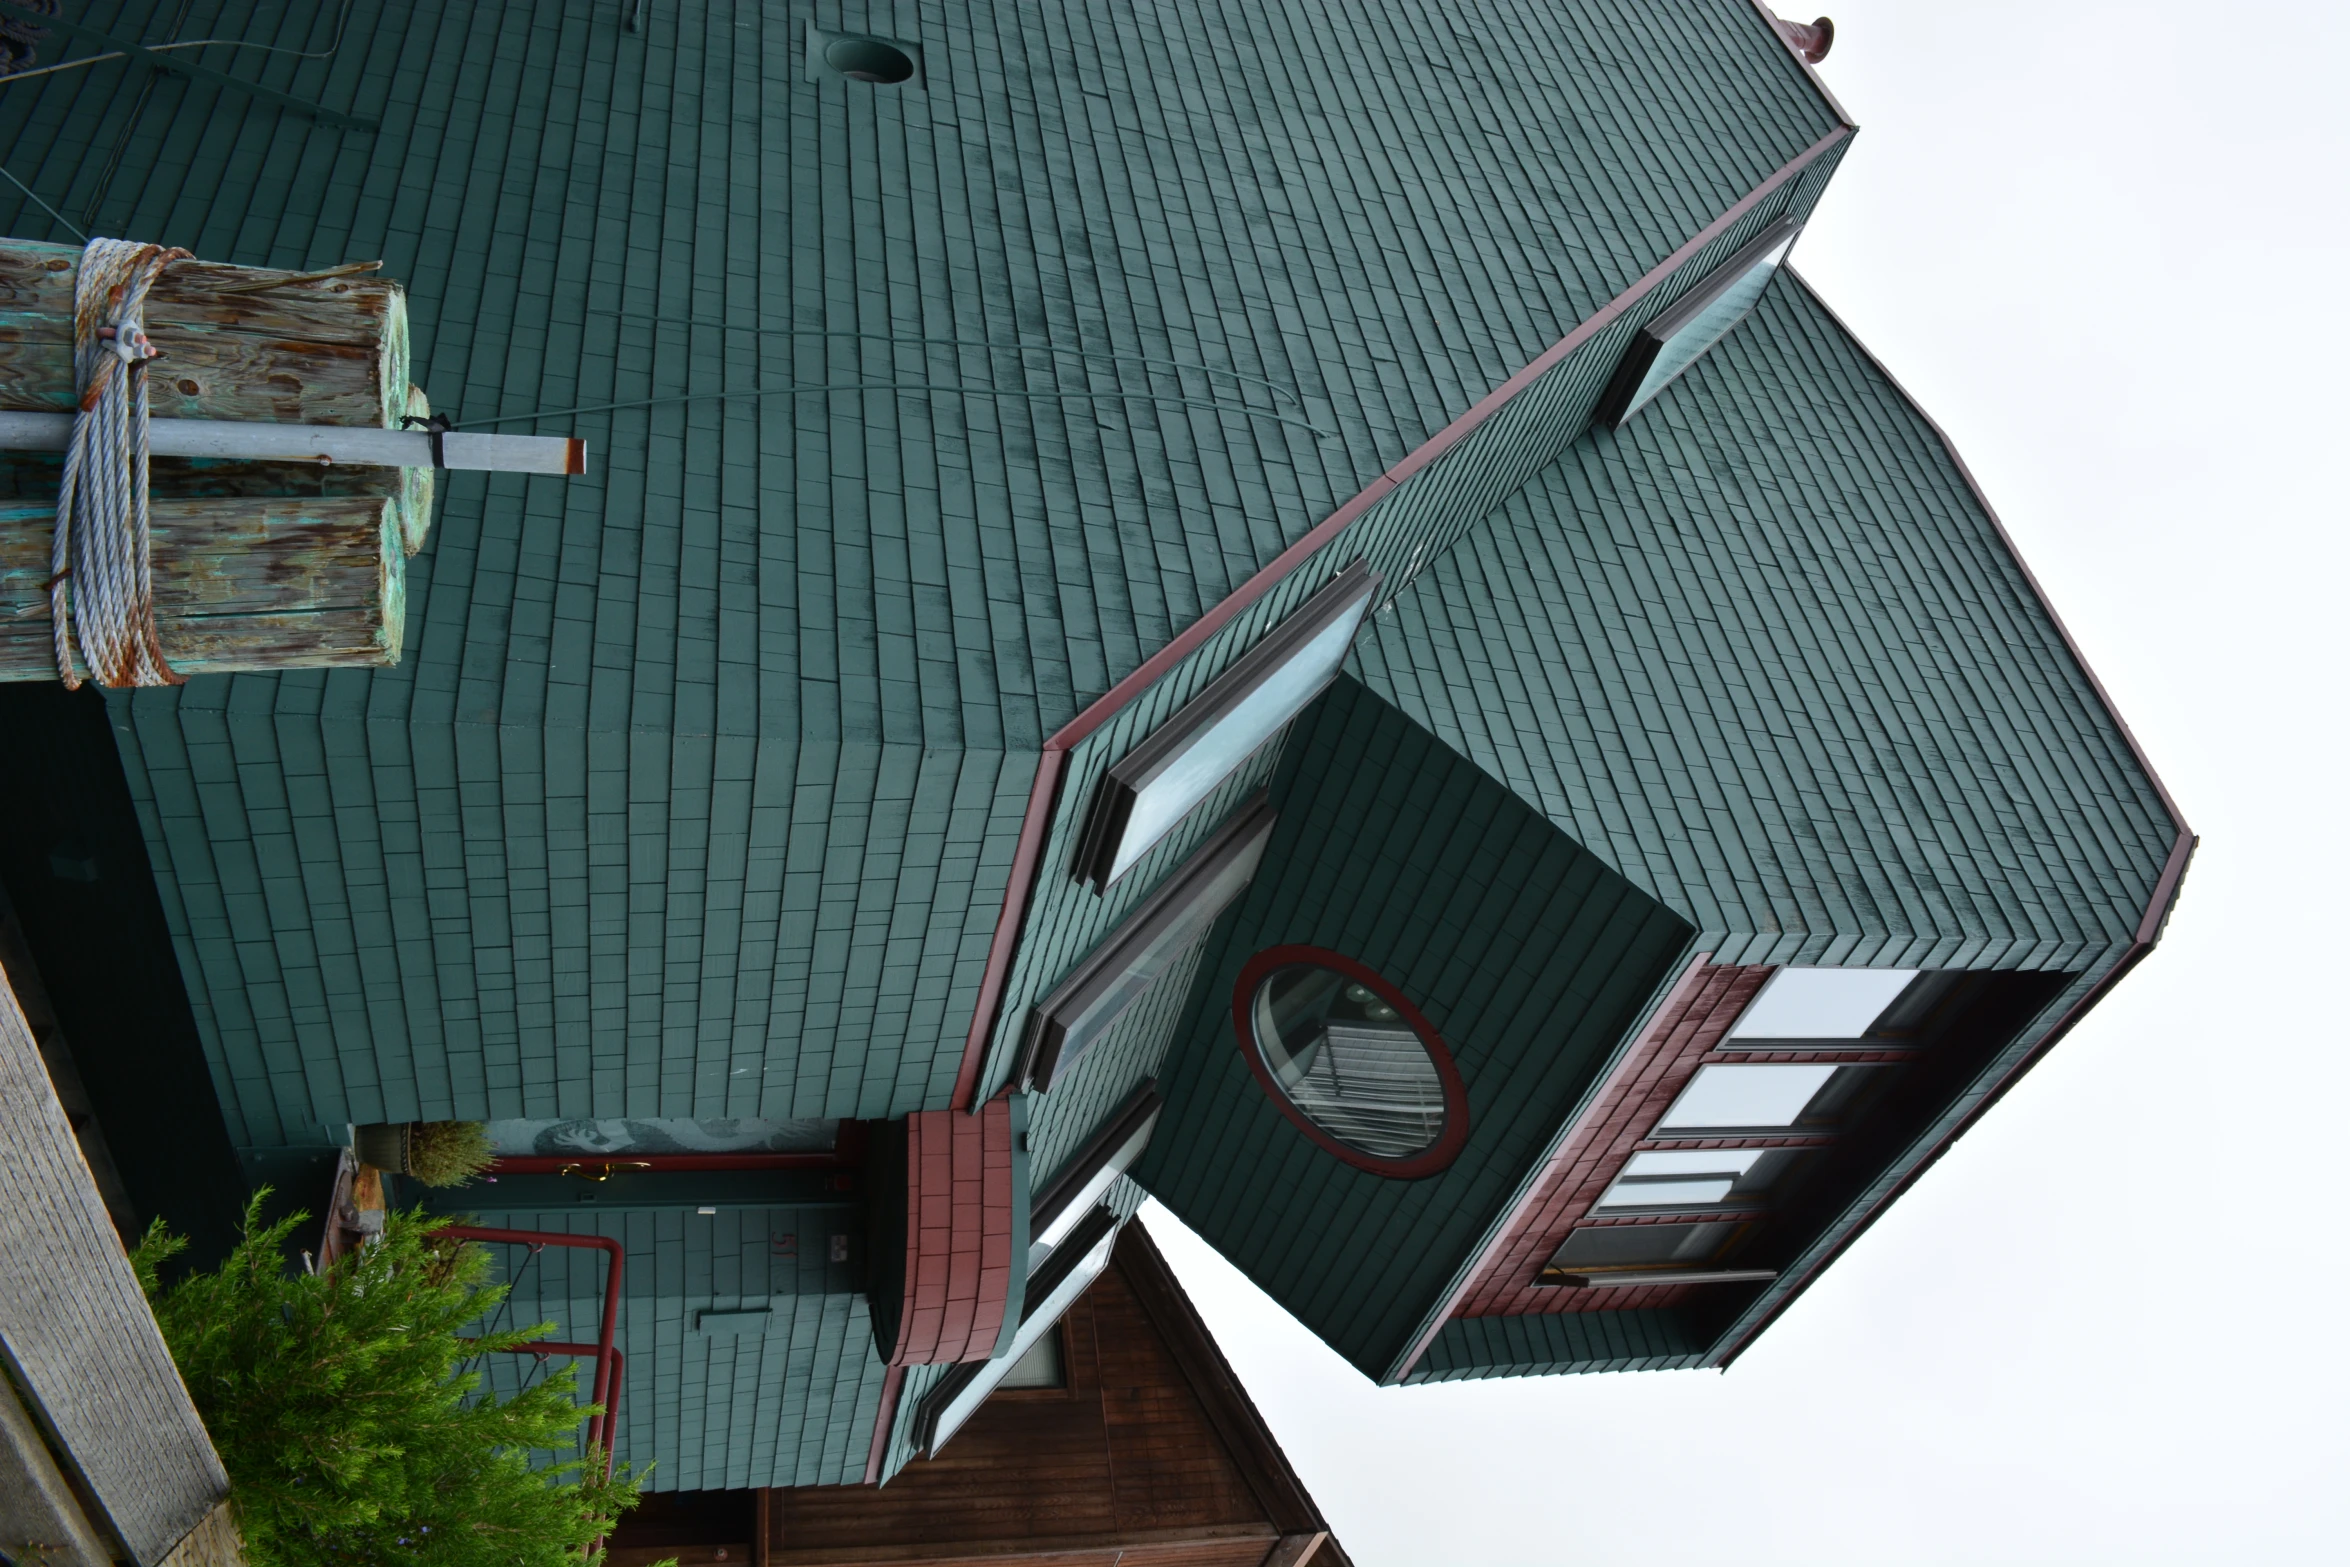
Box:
47;237;194;689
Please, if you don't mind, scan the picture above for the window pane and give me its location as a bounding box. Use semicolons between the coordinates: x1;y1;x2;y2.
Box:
1596;1176;1735;1209
1656;1063;1837;1129
1727;968;1921;1039
1623;234;1794;418
1037;800;1272;1087
1621;1148;1767;1179
1601;1148;1811;1211
1254;964;1447;1160
995;1328;1064;1389
1031;1112;1153;1263
1111;602;1366;881
1550;1221;1741;1269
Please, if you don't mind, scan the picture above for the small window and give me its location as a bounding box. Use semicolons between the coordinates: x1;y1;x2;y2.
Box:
1079;562;1378;889
1726;967;1925;1040
1549;1220;1745;1271
1596;217;1799;429
1028;1082;1161;1269
1236;948;1468;1176
995;1325;1065;1389
1021;795;1274;1091
806;24;923;86
916;1208;1119;1455
1595;1147;1809;1210
1654;1062;1882;1133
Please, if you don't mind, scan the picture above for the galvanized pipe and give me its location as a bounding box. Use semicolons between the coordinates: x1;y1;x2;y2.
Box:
0;411;584;475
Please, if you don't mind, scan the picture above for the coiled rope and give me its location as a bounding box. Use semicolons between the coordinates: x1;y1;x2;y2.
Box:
48;236;191;688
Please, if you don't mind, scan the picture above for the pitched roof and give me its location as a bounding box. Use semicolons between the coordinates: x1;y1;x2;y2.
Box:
1351;273;2181;968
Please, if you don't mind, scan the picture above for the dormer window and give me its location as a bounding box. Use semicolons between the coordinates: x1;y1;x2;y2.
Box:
1079;562;1378;890
1595;216;1799;429
913;1206;1120;1455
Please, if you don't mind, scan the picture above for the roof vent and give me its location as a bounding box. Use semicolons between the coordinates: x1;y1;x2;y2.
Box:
807;24;922;86
1772;13;1834;63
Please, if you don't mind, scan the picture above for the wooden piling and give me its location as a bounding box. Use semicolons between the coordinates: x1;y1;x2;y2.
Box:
0;495;402;679
0;238;430;680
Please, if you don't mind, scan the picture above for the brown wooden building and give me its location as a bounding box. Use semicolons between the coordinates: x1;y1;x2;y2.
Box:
609;1223;1347;1567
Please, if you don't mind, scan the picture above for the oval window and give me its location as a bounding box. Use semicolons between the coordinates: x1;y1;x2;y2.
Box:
1234;947;1467;1177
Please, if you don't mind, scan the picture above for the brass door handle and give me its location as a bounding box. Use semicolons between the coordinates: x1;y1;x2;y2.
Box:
555;1161;652;1183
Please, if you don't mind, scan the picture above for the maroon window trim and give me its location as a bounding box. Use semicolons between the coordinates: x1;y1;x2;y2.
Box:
944;127;1855;1111
1232;944;1469;1180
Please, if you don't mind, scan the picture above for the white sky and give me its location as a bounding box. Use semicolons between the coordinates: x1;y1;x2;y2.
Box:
1145;3;2350;1560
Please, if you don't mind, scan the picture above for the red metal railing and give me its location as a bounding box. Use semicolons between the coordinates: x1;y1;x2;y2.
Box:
442;1226;623;1477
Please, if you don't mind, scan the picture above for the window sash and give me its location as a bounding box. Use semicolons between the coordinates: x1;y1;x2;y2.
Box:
1078;562;1377;889
1596;217;1799;428
1023;794;1274;1090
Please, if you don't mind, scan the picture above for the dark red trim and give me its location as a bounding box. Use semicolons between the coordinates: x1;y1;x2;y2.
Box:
1391;951;1720;1377
442;1224;624;1465
1231;944;1470;1180
949;752;1069;1108
945;128;1854;1111
862;1364;906;1485
1710;828;2195;1368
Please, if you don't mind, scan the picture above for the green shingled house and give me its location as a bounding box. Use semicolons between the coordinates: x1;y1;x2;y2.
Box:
0;0;2185;1497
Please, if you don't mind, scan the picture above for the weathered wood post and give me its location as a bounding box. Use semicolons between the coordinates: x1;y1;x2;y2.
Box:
0;239;430;680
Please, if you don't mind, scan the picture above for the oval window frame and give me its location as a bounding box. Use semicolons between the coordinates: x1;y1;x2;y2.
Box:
1233;944;1469;1178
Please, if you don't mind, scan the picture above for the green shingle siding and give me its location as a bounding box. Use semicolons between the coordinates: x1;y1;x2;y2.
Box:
1352;279;2177;970
0;0;1841;1137
973;151;1847;1154
467;1205;885;1490
1405;1310;1702;1382
1140;681;1693;1380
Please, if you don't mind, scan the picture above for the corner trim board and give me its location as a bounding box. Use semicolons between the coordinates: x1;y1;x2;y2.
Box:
861;1364;904;1486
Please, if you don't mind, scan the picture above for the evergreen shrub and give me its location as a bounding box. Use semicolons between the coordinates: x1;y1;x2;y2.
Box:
133;1196;653;1567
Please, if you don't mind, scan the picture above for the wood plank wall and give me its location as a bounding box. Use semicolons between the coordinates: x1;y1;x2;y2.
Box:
761;1241;1292;1567
0;960;233;1563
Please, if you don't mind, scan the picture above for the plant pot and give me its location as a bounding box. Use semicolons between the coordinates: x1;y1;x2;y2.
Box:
352;1122;412;1174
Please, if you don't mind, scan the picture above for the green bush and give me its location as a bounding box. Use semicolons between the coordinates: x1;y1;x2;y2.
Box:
407;1121;497;1187
133;1196;650;1567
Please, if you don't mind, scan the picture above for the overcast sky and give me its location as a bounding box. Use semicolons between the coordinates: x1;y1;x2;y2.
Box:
1144;3;2350;1561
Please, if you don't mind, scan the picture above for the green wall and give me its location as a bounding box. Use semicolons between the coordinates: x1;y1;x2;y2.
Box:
0;0;1844;1141
1140;679;1693;1380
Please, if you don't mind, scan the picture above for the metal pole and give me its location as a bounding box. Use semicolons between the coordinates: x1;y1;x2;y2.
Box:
0;412;584;475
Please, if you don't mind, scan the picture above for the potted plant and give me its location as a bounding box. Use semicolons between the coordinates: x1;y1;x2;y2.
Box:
352;1120;495;1187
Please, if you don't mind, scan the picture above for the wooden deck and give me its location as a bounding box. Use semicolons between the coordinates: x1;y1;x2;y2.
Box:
0;968;241;1565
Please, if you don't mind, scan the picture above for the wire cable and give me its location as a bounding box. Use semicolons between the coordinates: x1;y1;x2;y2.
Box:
0;158;82;239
